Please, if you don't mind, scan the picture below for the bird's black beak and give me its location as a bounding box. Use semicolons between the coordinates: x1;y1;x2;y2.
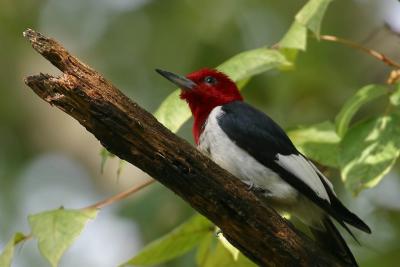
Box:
156;69;197;90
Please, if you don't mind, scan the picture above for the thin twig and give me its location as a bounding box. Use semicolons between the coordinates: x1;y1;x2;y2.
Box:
85;179;156;210
320;35;400;69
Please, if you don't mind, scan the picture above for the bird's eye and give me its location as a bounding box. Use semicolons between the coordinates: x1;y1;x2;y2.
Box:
204;76;217;84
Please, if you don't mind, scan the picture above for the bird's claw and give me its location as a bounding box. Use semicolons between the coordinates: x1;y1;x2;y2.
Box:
247;182;267;194
215;229;223;237
247;182;253;191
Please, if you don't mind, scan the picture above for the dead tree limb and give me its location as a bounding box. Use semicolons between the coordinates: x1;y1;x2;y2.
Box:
23;29;344;267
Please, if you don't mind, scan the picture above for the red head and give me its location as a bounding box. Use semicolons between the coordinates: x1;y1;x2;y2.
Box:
156;68;243;143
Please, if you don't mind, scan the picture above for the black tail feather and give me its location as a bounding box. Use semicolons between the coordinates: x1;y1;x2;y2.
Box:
337;220;360;245
318;175;371;234
311;217;358;267
330;195;371;234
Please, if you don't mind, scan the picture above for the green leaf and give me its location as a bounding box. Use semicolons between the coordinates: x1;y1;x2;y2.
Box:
155;49;290;133
217;233;239;261
335;84;388;137
29;208;98;267
278;0;332;63
217;48;291;82
235;253;257;267
198;238;256;267
0;232;26;267
154;90;191;134
201;241;233;267
236;78;251;89
279;21;307;51
196;233;215;266
278;0;333;64
390;83;400;106
288;121;341;167
153;96;194;134
339;114;400;194
295;0;333;37
122;214;213;266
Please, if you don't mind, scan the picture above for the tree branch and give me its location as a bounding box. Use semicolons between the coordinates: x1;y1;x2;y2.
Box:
23;29;345;267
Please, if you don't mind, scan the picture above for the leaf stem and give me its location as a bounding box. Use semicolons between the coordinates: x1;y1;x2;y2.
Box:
320;34;400;69
85;179;156;210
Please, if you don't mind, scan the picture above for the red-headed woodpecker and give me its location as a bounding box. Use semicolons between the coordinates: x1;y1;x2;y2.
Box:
156;68;371;266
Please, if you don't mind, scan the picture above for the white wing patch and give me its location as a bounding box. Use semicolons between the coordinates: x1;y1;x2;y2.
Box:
275;154;331;202
308;160;336;195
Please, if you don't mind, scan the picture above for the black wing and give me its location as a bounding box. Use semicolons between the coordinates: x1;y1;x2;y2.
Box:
218;101;370;233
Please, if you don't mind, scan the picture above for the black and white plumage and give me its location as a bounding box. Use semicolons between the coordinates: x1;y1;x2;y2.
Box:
198;101;370;266
156;68;371;267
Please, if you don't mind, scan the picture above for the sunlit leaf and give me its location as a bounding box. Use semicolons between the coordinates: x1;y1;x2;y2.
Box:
154;90;191;134
288;121;340;167
121;214;213;266
295;0;333;37
201;241;233;267
29;208;98;267
390;83;400;106
278;0;332;63
0;232;26;267
335;84;388;137
198;238;256;267
217;233;239;261
217;48;291;82
154;49;290;133
196;233;215;266
339;114;400;194
235;253;257;267
236;78;251;89
279;21;307;51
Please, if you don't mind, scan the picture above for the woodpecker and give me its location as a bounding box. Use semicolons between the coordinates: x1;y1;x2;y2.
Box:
156;68;371;266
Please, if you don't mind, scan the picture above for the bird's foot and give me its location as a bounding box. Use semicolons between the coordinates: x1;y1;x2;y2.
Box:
215;229;223;237
247;182;255;191
246;182;268;194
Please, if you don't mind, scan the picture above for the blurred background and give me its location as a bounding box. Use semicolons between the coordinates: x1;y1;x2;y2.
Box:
1;0;400;266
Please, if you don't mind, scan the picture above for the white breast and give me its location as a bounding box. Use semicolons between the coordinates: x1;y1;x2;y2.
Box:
197;106;299;204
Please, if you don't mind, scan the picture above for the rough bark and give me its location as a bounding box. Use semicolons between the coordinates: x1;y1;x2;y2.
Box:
23;29;345;267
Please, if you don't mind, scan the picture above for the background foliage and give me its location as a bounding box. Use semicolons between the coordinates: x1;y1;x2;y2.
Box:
1;0;400;266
